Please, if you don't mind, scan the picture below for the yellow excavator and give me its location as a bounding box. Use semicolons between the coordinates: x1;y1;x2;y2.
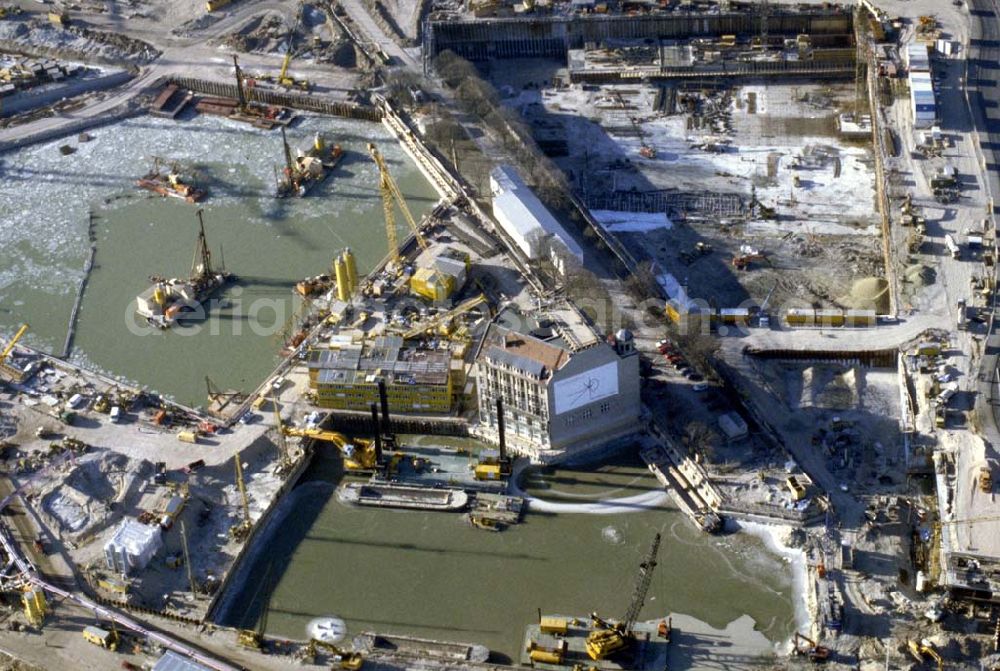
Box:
586;533;661;660
278;413;378;471
305;639;364;670
907;639;942;670
792;632;830;663
368;143;429;268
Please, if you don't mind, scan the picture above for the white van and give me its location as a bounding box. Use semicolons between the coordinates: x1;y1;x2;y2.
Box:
67;393;84;409
109;406;122;423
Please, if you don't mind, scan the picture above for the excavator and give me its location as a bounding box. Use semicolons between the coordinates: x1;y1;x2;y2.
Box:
585;533;661;660
277;410;378;471
792;632;830;663
305;639;364;670
907;639;942;671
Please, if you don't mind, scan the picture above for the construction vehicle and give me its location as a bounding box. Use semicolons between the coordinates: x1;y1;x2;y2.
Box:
229;451;253;541
732;244;770;270
585;533;661;660
83;625;119;651
277;2;310;90
401;293;489;340
368;143;429;268
281;424;378;470
792;632;830;663
907;639;942;671
980;465;993;493
305;639;364;670
786;475;807;501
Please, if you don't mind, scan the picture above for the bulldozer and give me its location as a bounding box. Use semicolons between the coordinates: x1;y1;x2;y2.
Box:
792;632;830;663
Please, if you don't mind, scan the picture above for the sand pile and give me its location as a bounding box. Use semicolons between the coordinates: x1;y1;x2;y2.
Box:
839;276;890;313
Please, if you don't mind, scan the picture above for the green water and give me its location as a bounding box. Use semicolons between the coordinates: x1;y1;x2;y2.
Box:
222;449;796;662
0;114;437;404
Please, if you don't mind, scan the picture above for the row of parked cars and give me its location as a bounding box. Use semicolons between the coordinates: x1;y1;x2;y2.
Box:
656;339;709;392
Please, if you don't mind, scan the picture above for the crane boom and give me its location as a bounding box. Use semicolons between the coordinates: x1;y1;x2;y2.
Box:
622;532;660;631
368;143;429;266
234;452;250;524
402;294;488;339
0;324;28;362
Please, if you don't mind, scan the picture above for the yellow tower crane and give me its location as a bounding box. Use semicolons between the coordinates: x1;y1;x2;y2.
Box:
367;143;428;267
230;452;253;541
1;324;29;363
402;293;489;339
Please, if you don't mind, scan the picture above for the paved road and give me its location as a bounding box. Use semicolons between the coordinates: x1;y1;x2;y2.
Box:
970;0;1000;452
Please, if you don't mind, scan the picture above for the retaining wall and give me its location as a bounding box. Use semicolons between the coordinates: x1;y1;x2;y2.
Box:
426;8;853;63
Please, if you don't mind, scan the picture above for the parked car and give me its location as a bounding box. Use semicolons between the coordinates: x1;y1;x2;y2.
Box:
692;382;709;392
686;373;704;382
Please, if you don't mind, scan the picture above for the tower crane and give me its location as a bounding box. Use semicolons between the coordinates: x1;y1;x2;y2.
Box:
0;324;29;365
401;293;489;339
368;143;428;267
229;452;253;541
586;533;661;660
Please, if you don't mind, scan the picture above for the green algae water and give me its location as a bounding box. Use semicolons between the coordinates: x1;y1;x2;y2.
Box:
0;113;436;404
222;448;797;662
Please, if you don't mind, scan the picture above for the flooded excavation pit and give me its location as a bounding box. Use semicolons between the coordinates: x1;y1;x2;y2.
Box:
0;113;438;405
218;448;798;666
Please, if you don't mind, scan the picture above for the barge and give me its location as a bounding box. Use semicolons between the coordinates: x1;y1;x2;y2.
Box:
135;211;233;329
336;482;468;511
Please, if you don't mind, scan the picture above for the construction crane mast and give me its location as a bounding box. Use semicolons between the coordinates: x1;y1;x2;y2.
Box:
368;143;429;266
586;533;661;660
230;452;252;541
0;324;29;364
277;1;309;90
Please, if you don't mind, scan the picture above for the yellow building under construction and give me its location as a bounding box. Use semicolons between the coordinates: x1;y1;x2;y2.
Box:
307;336;465;414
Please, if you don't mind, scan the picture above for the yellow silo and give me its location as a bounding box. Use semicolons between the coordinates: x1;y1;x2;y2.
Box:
22;586;46;626
343;247;359;293
334;255;350;302
153;283;166;306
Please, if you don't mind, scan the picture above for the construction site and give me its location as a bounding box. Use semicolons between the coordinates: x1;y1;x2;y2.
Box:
0;0;999;669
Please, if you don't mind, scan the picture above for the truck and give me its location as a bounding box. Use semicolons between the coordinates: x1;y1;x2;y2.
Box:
786;475;807;501
82;626;119;650
945;234;961;259
177;430;198;444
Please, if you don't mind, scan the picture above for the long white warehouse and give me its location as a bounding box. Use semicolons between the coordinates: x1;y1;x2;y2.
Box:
489;165;584;274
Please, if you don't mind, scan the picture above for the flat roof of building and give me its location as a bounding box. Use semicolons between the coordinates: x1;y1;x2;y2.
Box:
309;336;453;387
152;651;214;671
